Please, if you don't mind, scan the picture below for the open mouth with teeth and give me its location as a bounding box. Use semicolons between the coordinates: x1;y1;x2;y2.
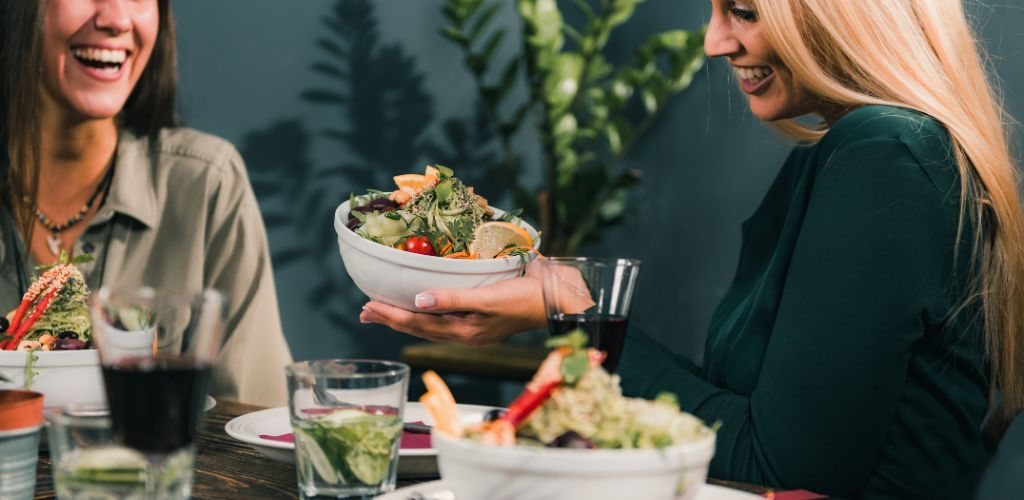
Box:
71;47;128;73
735;66;774;85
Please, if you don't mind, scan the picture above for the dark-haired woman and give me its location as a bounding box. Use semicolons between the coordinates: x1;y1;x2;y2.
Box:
0;0;291;405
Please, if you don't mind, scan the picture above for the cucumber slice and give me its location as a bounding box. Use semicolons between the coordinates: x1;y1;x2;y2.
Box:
294;428;340;485
345;443;393;486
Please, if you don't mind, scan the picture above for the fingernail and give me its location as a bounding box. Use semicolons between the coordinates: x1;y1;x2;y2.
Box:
361;310;382;324
414;293;436;309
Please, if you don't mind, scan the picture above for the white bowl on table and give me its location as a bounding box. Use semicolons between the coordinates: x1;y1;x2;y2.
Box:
432;431;717;500
334;201;540;313
0;350;103;409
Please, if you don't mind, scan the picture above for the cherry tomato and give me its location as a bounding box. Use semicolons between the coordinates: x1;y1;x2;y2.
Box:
404;236;437;256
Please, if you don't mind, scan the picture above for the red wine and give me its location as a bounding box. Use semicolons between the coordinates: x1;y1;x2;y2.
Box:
548;313;629;372
102;355;212;454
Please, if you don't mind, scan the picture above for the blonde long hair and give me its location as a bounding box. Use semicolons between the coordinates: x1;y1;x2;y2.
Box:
753;0;1024;419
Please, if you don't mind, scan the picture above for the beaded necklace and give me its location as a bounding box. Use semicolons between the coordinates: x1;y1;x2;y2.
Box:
32;166;114;256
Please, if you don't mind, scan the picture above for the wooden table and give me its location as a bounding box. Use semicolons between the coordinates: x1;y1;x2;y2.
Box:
34;400;771;499
35;400;298;499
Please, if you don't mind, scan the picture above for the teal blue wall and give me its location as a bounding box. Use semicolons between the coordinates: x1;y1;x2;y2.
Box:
173;1;1024;366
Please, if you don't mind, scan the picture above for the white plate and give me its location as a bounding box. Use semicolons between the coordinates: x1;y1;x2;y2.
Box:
374;480;762;500
224;402;497;478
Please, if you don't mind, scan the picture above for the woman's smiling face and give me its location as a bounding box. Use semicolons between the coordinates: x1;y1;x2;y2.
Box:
705;0;820;122
40;0;159;122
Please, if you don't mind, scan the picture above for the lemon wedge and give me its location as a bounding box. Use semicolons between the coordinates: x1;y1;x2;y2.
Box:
470;221;532;259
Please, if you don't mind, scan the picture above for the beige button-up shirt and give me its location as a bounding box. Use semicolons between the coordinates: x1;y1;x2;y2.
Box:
0;128;292;406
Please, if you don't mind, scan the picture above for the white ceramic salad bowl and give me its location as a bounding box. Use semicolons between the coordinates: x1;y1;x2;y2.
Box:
432;431;716;500
0;349;103;409
334;200;540;312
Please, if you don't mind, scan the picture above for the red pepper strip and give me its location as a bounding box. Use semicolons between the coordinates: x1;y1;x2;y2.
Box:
3;288;58;350
499;379;561;427
1;301;33;348
2;265;65;348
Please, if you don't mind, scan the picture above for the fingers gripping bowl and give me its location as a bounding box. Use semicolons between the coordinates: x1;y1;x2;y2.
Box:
334;165;540;312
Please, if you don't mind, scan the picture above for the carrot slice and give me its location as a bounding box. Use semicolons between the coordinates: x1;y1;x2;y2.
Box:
442;251;478;259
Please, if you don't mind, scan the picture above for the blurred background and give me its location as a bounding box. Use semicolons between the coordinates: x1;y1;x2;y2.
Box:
172;0;1024;403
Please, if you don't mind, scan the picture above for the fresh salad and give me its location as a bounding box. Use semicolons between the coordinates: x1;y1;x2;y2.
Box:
345;165;537;260
0;253;92;352
421;330;714;449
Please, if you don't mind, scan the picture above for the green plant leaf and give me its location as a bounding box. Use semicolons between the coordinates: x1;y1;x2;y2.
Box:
608;0;643;29
468;2;502;42
315;39;347;59
605;122;623;154
311;62;348;81
500;104;530;136
444;0;485;26
586;54;614;83
301;89;349;105
440;26;469;46
497;58;521;100
480;29;507;61
518;0;565;54
441;4;463;25
599;187;629;221
543;53;584;116
641;88;658;114
570;0;597;21
599;170;641;222
435;164;455;178
556;148;580;186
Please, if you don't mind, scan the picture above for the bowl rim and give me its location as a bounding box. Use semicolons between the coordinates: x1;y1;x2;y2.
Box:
0;348;99;367
431;428;716;459
334;200;540;274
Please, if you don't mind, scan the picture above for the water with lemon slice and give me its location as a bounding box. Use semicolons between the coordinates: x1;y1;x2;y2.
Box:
293;409;402;499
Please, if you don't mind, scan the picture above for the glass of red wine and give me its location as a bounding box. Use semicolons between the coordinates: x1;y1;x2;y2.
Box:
89;287;227;499
540;257;641;372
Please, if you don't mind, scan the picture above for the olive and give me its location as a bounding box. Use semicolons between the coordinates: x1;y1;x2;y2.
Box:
549;431;595;449
0;316;8;334
368;198;399;210
54;338;88;350
483;409;506;422
57;331;79;340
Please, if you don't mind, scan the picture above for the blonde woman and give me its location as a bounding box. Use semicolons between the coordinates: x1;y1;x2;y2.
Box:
362;0;1023;497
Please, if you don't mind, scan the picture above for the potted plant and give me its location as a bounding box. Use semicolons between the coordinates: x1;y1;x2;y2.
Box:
440;0;706;255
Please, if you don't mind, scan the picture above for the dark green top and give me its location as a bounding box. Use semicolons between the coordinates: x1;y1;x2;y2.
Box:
619;105;990;499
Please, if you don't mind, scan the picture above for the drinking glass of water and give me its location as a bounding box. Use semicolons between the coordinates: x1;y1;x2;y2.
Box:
286;360;409;499
89;287;227;499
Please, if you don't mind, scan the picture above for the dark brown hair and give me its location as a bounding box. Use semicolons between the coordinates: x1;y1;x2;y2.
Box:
0;0;179;238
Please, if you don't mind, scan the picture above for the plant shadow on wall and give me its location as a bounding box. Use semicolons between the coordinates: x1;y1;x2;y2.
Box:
440;0;706;255
241;0;506;357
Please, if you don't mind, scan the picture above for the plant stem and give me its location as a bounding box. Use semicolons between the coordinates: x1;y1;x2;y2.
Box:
565;102;666;254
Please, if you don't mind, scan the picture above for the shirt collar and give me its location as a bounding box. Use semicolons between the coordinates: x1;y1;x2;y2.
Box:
102;129;158;229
